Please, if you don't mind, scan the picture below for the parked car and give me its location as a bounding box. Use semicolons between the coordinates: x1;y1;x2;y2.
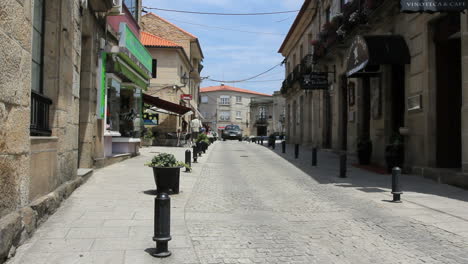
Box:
222;125;243;141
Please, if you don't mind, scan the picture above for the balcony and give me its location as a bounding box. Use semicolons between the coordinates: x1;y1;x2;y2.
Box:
293;65;301;82
30;91;52;136
300;54;313;74
255;115;268;125
88;0;113;12
311;0;387;62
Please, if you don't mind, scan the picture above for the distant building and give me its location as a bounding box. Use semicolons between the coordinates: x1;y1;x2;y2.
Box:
249;92;286;137
200;85;272;136
141;32;194;137
141;13;204;143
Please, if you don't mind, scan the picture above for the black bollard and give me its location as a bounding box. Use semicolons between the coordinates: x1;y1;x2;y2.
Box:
295;144;299;159
339;153;347;178
312;148;317;166
152;192;171;257
272;140;276;150
282;141;286;154
261;137;264;145
192;145;198;163
185;150;191;172
391;167;403;203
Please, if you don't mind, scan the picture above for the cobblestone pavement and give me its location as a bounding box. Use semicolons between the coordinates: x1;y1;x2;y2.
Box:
7;141;468;264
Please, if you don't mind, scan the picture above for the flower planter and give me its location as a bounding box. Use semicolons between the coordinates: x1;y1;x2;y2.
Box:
142;138;153;147
198;141;209;153
152;167;181;194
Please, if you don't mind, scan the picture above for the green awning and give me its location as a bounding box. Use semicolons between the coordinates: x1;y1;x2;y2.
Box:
114;56;149;90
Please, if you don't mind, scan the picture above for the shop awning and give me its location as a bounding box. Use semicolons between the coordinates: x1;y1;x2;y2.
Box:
346;35;410;78
143;94;192;116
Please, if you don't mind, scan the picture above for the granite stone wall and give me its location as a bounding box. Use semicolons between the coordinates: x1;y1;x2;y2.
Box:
0;0;33;219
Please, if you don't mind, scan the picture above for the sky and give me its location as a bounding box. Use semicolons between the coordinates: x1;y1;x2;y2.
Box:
142;0;304;95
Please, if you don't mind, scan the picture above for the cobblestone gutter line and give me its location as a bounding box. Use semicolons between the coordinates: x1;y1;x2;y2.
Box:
0;171;92;264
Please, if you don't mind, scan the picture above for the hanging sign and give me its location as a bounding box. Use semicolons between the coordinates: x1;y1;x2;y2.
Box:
401;0;468;12
180;94;193;100
302;72;329;90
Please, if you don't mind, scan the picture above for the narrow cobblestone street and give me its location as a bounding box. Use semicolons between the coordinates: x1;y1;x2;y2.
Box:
8;141;468;264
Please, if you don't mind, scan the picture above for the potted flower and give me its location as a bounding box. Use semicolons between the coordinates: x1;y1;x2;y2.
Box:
197;133;210;153
146;153;189;194
385;133;404;173
142;130;153;146
357;137;372;165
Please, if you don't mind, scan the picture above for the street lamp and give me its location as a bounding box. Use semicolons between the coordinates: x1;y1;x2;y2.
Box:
180;73;189;87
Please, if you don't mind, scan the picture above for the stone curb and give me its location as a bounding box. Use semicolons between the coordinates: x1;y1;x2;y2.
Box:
0;170;93;264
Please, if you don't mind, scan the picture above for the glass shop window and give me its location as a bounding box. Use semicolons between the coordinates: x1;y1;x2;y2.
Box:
106;78;121;133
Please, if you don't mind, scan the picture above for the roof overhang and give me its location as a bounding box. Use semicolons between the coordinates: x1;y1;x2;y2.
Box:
143;94;192;116
278;0;314;54
346;35;411;78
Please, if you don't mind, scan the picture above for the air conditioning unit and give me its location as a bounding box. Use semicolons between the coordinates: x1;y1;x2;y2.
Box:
108;0;123;15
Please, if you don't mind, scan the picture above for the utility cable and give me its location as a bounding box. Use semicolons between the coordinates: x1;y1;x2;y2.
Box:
142;6;300;16
207;62;283;83
155;17;286;36
242;79;284;83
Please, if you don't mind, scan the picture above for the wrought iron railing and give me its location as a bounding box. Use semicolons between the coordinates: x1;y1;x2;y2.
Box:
256;115;268;125
30;90;52;136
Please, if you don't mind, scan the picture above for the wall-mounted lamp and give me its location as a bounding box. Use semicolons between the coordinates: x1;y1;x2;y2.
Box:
180;73;190;87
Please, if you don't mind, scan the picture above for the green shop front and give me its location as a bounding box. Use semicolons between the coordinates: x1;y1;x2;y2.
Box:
99;23;152;157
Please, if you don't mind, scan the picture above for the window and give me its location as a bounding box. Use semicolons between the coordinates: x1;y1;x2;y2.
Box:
220;96;230;105
201;96;208;103
300;44;304;60
151;59;157;78
124;0;137;20
236;111;242;119
236;96;242;103
220;111;230;121
32;0;44;93
30;0;53;136
259;106;266;118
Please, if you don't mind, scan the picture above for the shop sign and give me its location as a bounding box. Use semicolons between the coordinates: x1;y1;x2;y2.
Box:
401;0;468;12
181;94;193;100
303;72;329;90
119;23;152;73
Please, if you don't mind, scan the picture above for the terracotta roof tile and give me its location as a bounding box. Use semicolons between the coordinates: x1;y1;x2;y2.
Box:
200;85;272;96
140;31;181;48
143;12;197;39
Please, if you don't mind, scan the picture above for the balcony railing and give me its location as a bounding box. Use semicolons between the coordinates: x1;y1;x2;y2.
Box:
311;0;387;62
256;115;268;125
30;90;52;136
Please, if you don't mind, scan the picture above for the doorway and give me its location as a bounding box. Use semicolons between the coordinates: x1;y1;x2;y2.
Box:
257;126;267;136
391;65;405;135
434;14;462;168
340;75;348;150
323;91;332;148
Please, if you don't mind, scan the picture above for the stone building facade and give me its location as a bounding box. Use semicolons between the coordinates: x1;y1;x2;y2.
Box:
0;0;151;262
199;85;272;136
141;12;204;109
140;15;204;139
280;0;468;188
249;92;286;137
